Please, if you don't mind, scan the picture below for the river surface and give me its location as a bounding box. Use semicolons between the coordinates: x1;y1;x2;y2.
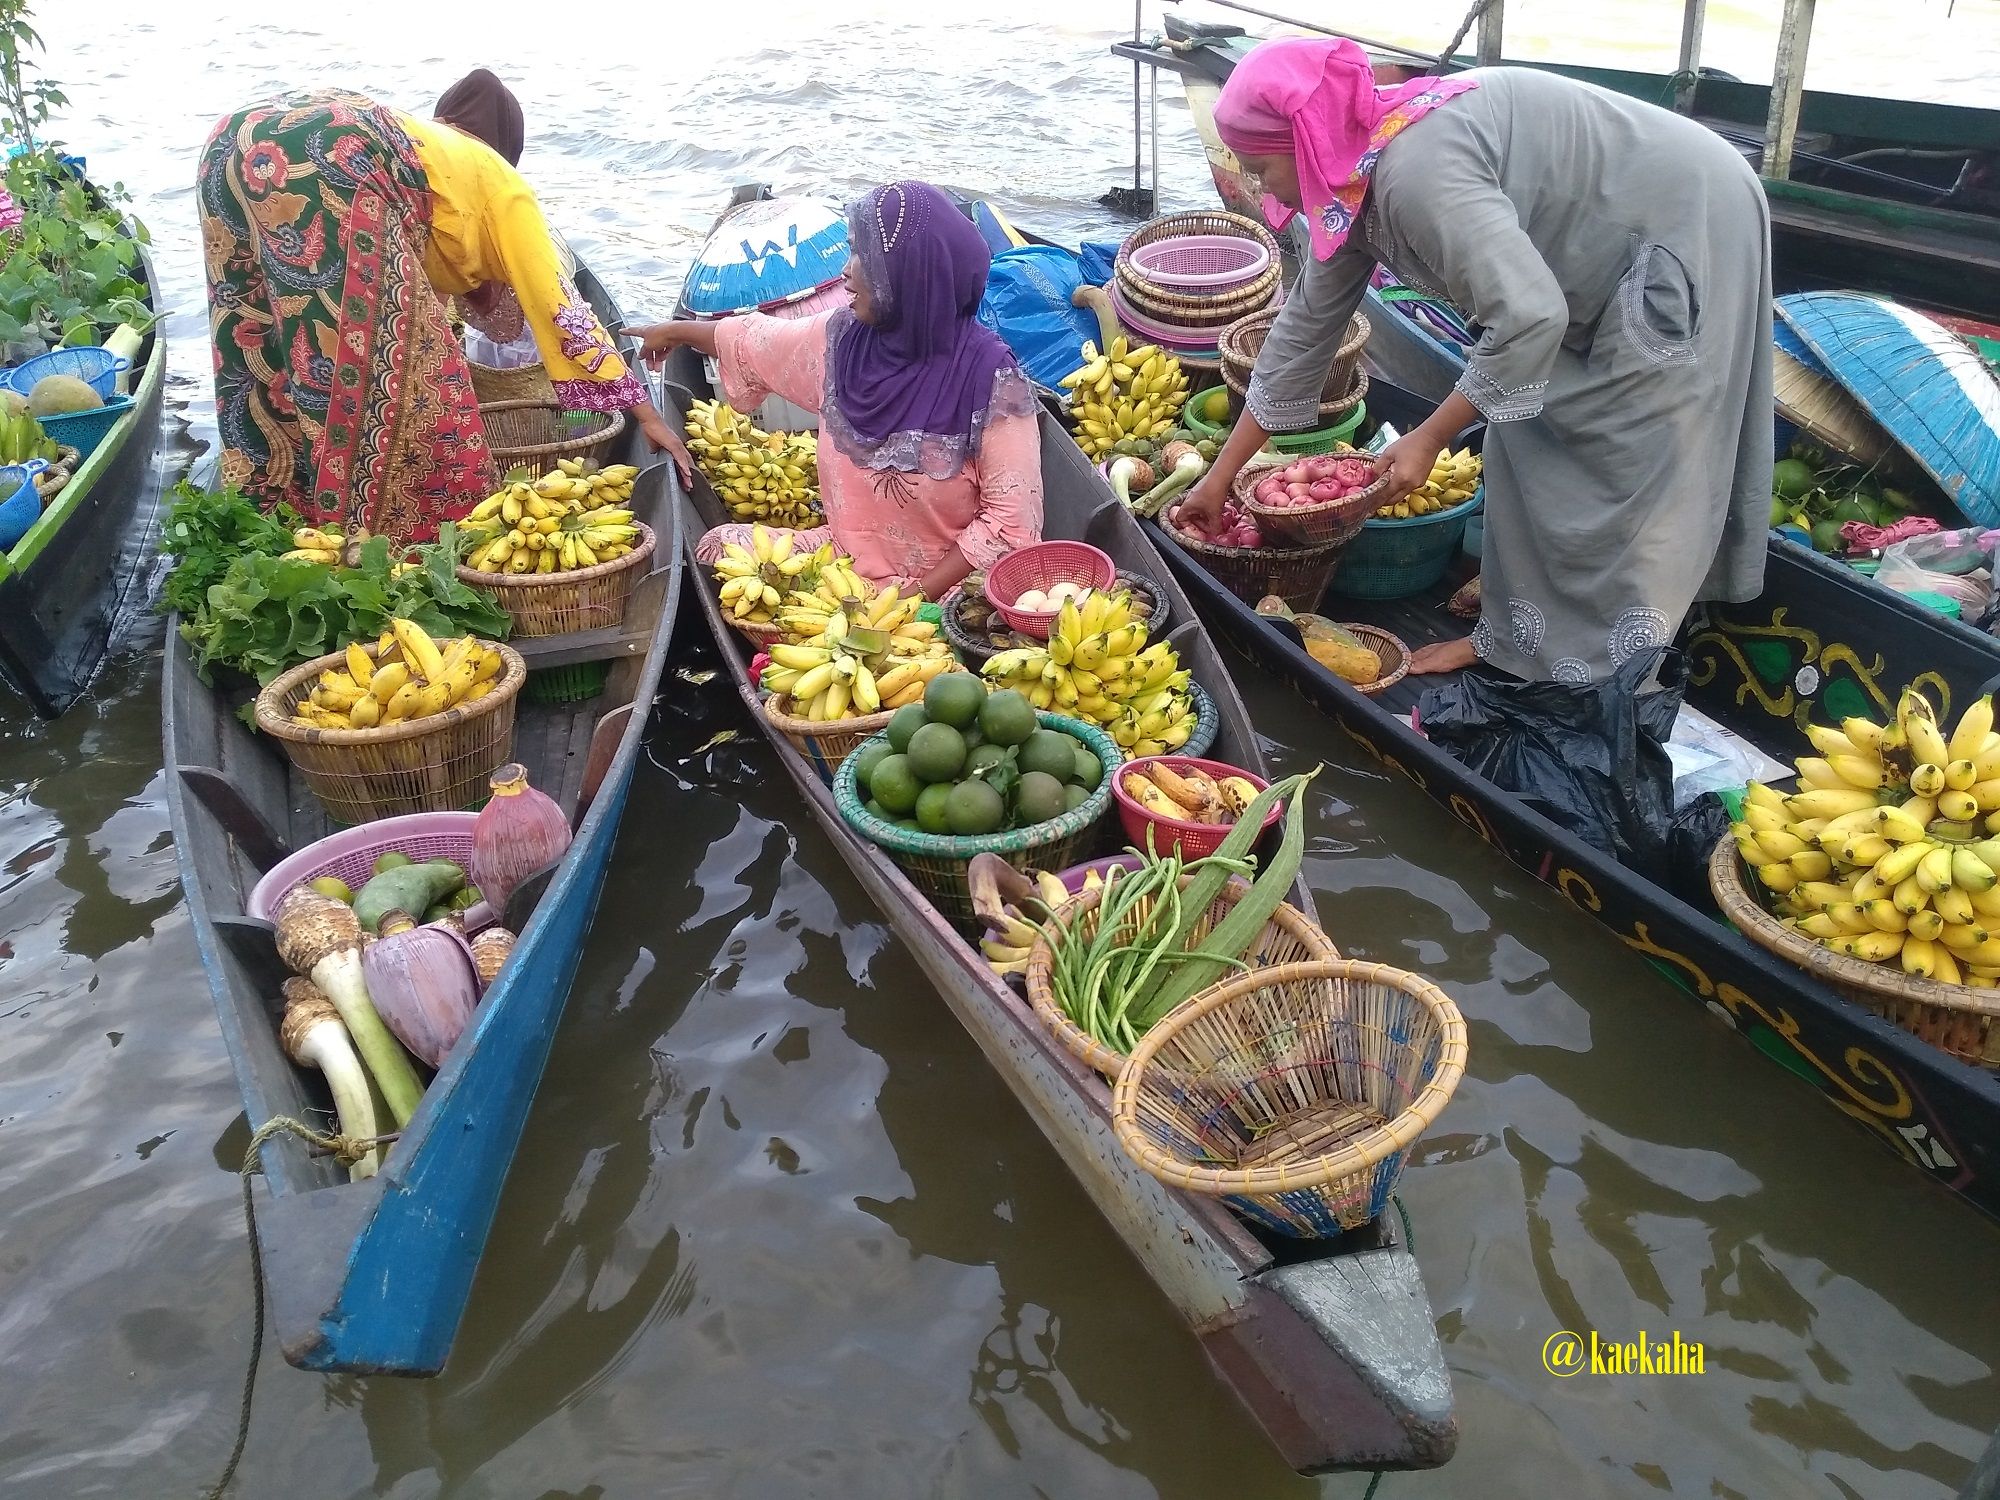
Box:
5;1;2000;1496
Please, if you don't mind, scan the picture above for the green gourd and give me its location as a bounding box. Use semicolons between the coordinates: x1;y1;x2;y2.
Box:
352;859;467;933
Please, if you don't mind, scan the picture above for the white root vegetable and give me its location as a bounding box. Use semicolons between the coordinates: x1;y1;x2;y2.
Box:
280;979;384;1179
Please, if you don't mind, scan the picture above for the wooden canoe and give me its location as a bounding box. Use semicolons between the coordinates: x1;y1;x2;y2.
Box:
0;237;168;718
655;329;1457;1473
1149;373;2000;1225
165;264;683;1375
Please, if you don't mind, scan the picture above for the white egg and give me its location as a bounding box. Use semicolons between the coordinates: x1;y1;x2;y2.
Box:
1016;587;1050;611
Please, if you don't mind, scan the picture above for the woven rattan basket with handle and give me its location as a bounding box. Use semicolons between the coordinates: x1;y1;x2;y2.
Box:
1708;838;2000;1067
1161;516;1347;614
458;522;656;638
765;694;896;782
469;359;557;407
1220;310;1370;421
1235;453;1386;551
1110;959;1467;1238
481;399;626;474
1026;873;1339;1078
254;641;526;825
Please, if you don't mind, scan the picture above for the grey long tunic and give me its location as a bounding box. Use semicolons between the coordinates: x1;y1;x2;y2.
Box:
1249;67;1774;683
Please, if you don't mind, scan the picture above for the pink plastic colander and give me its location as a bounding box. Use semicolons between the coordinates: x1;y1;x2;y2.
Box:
1129;234;1272;291
247;812;485;923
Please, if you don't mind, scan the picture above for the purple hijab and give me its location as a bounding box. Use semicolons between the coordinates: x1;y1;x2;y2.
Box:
826;181;1028;478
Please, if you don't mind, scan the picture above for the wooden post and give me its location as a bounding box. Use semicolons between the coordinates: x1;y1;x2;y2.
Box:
1763;0;1815;181
1476;0;1505;66
1675;0;1707;114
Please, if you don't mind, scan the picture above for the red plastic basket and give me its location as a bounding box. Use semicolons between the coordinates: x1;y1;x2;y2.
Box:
1113;757;1280;860
986;542;1118;640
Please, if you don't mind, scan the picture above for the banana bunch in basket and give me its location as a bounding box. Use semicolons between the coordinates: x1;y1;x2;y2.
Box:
712;525;816;622
460;461;640;575
1061;336;1190;461
980;592;1195;756
1741;688;2000;985
685;399;823;526
752;541;957;719
291;618;504;730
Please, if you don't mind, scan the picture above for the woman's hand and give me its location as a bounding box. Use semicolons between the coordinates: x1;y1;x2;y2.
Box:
630;318;722;367
1172;470;1233;537
1373;430;1447;507
635;404;694;484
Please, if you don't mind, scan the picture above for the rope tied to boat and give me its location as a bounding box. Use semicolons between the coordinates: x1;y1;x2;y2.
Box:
200;1115;383;1500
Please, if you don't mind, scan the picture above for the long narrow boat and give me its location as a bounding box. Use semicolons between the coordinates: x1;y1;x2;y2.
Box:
657;321;1458;1471
165;265;682;1375
1147;373;2000;1224
1115;16;2000;321
0;238;168;718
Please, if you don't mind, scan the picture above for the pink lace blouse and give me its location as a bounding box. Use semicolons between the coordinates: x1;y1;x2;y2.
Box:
715;312;1043;586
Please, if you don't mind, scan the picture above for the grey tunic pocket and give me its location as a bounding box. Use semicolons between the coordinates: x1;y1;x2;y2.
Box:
1618;241;1701;365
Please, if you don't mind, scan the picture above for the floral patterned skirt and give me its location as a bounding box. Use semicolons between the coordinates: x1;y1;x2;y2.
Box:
197;93;495;542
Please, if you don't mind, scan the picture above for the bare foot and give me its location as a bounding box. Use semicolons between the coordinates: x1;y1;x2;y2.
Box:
1409;636;1479;675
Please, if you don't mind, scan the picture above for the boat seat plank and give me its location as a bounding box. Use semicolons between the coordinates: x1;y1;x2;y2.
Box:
508;625;653;671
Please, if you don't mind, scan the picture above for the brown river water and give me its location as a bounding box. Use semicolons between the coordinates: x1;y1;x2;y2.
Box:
5;1;1999;1495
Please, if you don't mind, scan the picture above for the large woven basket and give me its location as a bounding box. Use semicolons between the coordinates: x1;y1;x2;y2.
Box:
1708;839;2000;1067
1234;454;1384;551
1115;258;1283;331
1118;211;1279;284
1111;959;1465;1238
1026;874;1339;1078
458;522;656;637
481;400;626;474
469;359;557;407
253;641;526;825
1220;310;1370;420
831;713;1122;923
1162;518;1347;614
728;616;786;648
765;694;897;782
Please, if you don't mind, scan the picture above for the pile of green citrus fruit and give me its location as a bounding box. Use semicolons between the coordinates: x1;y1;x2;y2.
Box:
850;674;1105;837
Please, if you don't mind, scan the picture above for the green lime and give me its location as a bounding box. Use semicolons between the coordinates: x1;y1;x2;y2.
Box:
851;740;893;795
915;782;955;835
1772;457;1814;499
1064;783;1090;812
907;722;968;784
1013;770;1068;827
925;671;986;730
1810;517;1844;554
965;744;1010;779
1071;745;1102;790
870;754;921;815
372;850;412;875
945;778;1006;835
960;722;986;751
1021;728;1079;781
886;703;929;754
309;875;354;903
979;688;1037;747
896;817;923;832
864;799;890;822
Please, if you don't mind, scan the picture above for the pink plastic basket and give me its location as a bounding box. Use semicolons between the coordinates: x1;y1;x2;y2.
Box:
1130;234;1271;290
1109;281;1284;351
247;812;488;923
1114;757;1280;861
985;542;1118;640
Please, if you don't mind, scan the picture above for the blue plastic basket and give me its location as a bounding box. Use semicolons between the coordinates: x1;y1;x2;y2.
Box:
1328;489;1483;600
37;396;135;459
6;346;130;401
0;459;49;551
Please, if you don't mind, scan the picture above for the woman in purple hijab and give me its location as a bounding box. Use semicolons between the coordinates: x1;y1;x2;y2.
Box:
635;181;1043;597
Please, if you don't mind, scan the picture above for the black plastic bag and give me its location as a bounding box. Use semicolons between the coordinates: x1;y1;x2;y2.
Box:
1417;648;1684;870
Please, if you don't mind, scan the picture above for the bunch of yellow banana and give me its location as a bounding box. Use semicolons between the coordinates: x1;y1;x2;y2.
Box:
461;462;641;575
280;524;346;564
980;591;1194;756
685;398;823;526
1061;336;1191;460
712;524;818;622
290;618;505;731
758;564;959;717
1378;448;1482;519
1738;689;2000;986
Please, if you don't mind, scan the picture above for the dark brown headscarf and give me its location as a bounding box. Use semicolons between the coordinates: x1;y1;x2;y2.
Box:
435;69;525;166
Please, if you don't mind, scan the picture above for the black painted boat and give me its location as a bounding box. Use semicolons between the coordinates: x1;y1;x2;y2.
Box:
654;255;1458;1469
1149;374;2000;1225
0;239;167;718
166;265;683;1375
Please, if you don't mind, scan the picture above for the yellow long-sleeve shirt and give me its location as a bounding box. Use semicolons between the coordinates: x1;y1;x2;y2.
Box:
401;115;643;412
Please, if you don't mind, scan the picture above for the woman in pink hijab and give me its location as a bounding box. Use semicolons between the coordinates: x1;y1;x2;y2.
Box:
1176;40;1773;684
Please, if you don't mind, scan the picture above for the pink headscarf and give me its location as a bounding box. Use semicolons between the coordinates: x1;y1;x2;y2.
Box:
1214;38;1479;260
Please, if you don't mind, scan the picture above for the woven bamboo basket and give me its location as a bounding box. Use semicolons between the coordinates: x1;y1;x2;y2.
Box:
1343;624;1409;697
1708;839;2000;1067
1119;210;1280;277
1110;959;1467;1238
1162;517;1347;614
481;399;626;474
254;641;526;825
728;616;786;648
1220;310;1371;418
469;359;557;407
831;714;1122;923
765;694;898;782
943;568;1168;669
1115;258;1283;329
458;522;655;637
1026;874;1339;1078
1235;454;1385;551
1773;347;1892;465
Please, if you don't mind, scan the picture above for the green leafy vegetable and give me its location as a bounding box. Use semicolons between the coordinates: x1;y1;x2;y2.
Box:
158;479;301;616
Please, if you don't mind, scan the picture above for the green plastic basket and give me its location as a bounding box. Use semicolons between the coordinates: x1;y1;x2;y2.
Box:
1266;400;1367;457
1184;386;1233;443
832;713;1123;923
523;661;609;703
1329;490;1483;601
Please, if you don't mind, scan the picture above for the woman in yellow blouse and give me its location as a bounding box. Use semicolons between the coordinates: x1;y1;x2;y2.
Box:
197;72;686;541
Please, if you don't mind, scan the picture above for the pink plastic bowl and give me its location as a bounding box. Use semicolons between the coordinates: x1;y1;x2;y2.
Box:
1112;757;1278;861
247;812;493;926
